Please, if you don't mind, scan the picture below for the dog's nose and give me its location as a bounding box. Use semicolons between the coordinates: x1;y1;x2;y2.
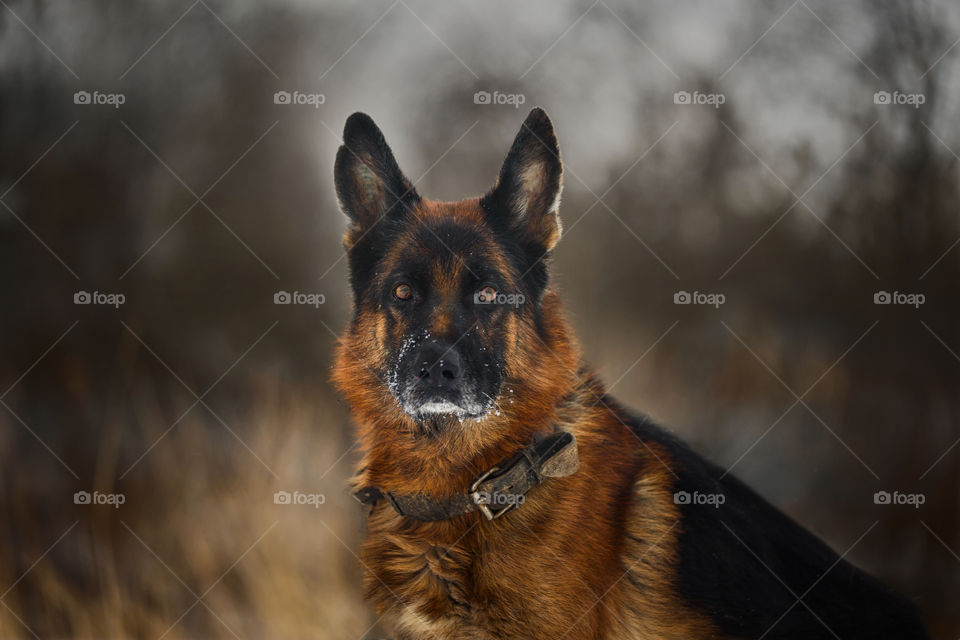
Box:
414;342;462;389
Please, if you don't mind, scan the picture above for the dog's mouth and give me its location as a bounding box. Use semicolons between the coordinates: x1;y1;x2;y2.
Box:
402;387;494;422
388;371;496;423
417;400;465;415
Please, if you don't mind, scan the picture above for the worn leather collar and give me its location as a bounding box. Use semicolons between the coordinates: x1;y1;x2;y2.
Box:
354;430;579;521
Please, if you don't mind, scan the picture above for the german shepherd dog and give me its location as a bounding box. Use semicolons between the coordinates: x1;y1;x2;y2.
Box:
332;108;928;639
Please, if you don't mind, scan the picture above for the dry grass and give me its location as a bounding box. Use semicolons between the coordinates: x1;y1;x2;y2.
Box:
0;380;374;639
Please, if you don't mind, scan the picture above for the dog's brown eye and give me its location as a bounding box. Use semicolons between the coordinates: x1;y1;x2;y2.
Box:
394;283;413;300
478;285;497;303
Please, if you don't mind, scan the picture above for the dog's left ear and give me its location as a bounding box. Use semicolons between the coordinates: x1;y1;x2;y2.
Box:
484;108;563;253
335;112;418;249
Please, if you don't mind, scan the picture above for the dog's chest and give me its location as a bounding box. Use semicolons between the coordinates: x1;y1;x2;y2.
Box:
362;525;508;638
406;539;473;611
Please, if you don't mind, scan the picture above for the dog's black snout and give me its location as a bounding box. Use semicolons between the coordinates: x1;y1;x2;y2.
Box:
414;343;462;388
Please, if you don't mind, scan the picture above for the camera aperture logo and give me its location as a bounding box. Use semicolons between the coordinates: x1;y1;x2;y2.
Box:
873;490;924;509
673;490;725;508
74;490;125;508
674;90;725;108
473;90;526;108
74;90;125;108
474;290;525;308
873;290;924;308
873;90;925;109
274;490;325;508
273;90;325;108
674;290;725;308
274;290;325;308
74;290;125;308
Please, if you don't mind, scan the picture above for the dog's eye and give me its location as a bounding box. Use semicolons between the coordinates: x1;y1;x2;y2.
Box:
477;285;497;303
393;283;413;301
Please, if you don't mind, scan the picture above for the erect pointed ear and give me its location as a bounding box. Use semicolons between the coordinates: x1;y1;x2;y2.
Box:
484;107;563;252
334;113;418;248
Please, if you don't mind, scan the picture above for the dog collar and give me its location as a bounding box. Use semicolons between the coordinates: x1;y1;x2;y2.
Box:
354;430;578;521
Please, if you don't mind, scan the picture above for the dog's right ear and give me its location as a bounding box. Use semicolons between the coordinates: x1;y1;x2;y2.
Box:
334;113;418;248
483;107;563;254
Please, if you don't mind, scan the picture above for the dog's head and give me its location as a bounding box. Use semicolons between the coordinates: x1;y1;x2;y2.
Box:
333;108;577;442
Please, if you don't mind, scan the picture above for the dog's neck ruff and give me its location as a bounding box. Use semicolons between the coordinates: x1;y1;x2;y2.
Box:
354;430;579;521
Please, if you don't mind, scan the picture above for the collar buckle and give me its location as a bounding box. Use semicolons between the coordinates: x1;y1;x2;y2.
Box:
469;466;517;520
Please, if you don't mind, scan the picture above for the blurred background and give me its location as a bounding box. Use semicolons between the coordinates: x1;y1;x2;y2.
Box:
1;0;958;637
